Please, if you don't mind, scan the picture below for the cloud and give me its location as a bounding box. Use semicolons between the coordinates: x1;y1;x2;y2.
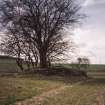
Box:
82;0;105;7
83;0;94;7
73;25;105;64
66;0;105;64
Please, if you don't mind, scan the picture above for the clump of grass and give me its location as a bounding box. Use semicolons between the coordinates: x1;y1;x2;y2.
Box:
0;95;16;105
5;95;16;105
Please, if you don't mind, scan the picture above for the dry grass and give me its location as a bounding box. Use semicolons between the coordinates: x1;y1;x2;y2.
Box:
0;72;105;105
0;75;65;105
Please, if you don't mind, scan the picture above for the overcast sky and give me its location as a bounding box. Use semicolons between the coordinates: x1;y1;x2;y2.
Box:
72;0;105;64
0;0;105;64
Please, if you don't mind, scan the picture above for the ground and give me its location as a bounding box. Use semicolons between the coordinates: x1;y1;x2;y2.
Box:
0;72;105;105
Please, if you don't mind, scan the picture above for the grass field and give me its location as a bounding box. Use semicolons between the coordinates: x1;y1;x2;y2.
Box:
57;64;105;72
0;73;105;105
0;75;67;105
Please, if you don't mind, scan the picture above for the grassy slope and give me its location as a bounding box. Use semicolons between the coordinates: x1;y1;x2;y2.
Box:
0;75;65;105
0;74;105;105
0;58;19;73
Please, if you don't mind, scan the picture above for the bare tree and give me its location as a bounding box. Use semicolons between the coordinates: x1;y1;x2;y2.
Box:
0;0;83;68
77;57;90;70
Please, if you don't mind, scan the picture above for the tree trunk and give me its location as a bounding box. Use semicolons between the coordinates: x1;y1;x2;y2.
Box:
39;51;48;68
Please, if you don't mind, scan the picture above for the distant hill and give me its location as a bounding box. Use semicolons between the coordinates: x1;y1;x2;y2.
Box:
0;55;19;73
55;64;105;72
0;55;17;59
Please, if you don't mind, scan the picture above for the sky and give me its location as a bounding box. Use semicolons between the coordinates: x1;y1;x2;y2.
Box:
71;0;105;64
0;0;105;64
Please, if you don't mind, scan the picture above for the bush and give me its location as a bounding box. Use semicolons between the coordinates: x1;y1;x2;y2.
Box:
34;66;87;77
